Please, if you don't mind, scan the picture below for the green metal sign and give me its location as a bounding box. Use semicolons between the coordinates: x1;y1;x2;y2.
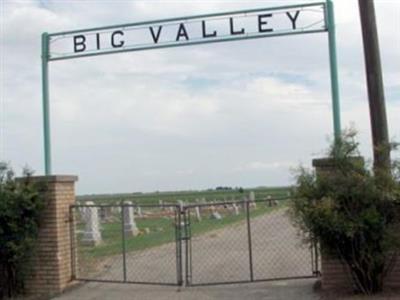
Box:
41;1;341;175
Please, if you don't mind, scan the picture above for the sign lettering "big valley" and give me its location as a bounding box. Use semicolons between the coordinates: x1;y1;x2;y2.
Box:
47;3;326;60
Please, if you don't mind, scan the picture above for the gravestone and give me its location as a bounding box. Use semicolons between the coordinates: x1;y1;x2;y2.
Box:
159;199;164;210
267;195;272;206
210;211;222;220
136;206;143;217
200;198;207;212
99;206;112;222
123;201;139;236
210;206;222;220
249;191;255;202
233;203;240;215
177;200;184;209
266;195;278;207
81;201;102;246
79;207;87;222
111;206;119;215
249;191;257;208
195;206;202;222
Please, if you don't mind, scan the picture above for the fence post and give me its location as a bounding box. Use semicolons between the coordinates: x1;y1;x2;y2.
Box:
184;207;192;286
121;203;127;282
69;205;77;280
175;206;182;285
246;200;254;282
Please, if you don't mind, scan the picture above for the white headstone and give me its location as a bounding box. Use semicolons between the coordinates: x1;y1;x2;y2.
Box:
210;206;222;220
177;200;184;209
123;201;139;236
82;201;102;246
111;206;119;215
195;206;202;222
250;201;257;209
79;207;87;222
233;203;240;215
136;206;143;217
267;195;273;207
210;211;222;220
249;191;255;202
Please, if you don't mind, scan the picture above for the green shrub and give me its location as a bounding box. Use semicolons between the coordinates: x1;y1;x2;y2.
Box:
0;163;46;299
290;130;400;294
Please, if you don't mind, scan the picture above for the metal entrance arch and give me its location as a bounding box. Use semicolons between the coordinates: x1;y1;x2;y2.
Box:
41;0;341;175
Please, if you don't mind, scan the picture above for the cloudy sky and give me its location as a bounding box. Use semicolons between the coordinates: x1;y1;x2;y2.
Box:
1;0;399;194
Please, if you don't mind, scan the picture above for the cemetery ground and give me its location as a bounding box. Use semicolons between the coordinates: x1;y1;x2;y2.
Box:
73;186;294;282
58;203;400;300
76;201;280;259
74;200;288;282
64;200;322;300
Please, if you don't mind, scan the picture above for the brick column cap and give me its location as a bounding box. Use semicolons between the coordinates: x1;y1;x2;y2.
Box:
16;175;78;183
312;157;364;168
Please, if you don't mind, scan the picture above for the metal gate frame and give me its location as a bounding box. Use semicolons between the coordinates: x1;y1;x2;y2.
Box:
70;203;183;286
181;198;320;286
70;198;320;287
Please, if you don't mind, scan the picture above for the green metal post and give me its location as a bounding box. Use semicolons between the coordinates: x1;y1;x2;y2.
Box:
326;0;341;140
41;32;52;175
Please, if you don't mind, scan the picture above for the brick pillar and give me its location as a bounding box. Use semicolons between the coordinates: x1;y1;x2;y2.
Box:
312;158;400;291
21;175;78;298
312;158;355;291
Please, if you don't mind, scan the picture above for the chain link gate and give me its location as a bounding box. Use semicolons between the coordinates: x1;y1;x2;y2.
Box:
70;203;183;286
182;198;319;286
70;198;319;287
